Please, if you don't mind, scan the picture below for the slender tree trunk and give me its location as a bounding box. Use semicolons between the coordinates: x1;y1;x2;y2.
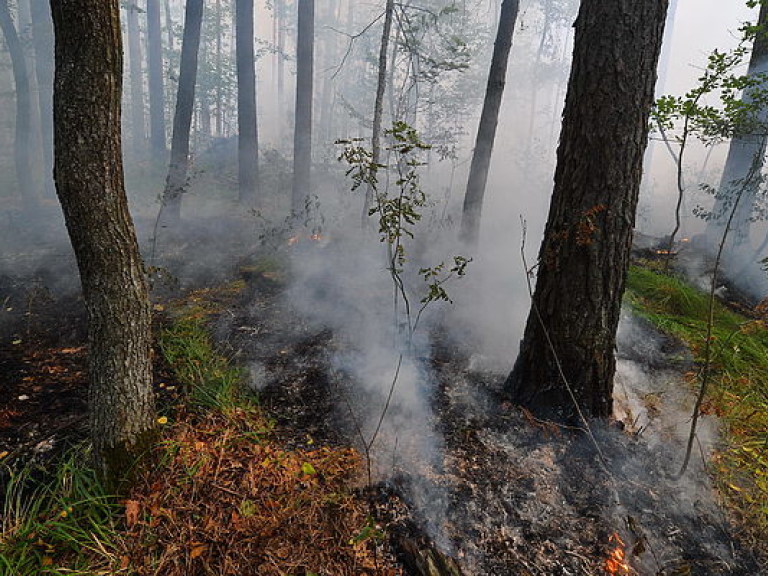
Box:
705;1;768;250
362;0;395;226
276;0;285;144
126;1;146;156
147;0;166;155
17;0;44;185
459;0;519;247
164;0;174;51
49;0;156;486
506;0;668;421
162;0;204;225
31;0;54;197
236;0;259;207
291;0;314;216
0;0;35;209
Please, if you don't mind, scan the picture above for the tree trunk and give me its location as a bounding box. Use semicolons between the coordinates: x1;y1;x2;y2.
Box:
291;0;314;216
236;0;259;207
49;0;156;486
0;0;35;209
506;0;668;421
126;1;146;156
362;0;395;227
147;0;166;155
162;0;204;225
276;0;285;145
459;0;519;248
704;1;768;250
31;0;54;198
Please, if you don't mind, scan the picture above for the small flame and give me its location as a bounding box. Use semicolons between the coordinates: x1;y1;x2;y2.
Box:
655;249;672;255
287;235;300;246
605;532;630;575
287;234;325;246
681;237;690;243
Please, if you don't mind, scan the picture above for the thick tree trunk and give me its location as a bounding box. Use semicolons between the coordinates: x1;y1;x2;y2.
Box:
705;1;768;250
162;0;204;225
236;0;259;207
49;0;155;485
506;0;668;421
31;0;54;198
291;0;314;216
147;0;166;155
459;0;519;248
0;0;35;209
126;1;146;156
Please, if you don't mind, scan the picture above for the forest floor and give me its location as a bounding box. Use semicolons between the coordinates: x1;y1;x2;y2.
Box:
1;243;767;575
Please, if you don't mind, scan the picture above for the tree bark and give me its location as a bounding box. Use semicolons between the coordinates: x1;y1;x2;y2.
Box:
126;1;146;156
0;0;35;209
459;0;519;248
30;0;54;198
236;0;259;207
49;0;156;485
506;0;668;421
704;1;768;250
162;0;204;225
146;0;166;155
291;0;314;216
361;0;395;227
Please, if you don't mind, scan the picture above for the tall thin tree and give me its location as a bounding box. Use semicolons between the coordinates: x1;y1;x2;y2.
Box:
31;0;54;197
291;0;314;216
507;0;668;420
147;0;166;155
49;0;156;484
236;0;259;207
126;1;146;156
162;0;204;224
0;0;35;209
460;0;520;248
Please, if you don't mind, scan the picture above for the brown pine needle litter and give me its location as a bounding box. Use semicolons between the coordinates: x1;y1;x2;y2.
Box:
121;408;402;576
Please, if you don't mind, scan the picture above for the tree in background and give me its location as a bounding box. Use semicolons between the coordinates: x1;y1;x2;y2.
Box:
125;1;147;157
49;0;156;484
705;0;768;250
507;0;668;420
147;0;167;155
236;0;259;207
291;0;314;216
0;0;35;209
31;0;54;197
460;0;520;248
162;0;204;224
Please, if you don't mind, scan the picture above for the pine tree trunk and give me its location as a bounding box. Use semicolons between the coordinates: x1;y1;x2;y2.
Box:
362;0;395;227
126;1;146;156
705;1;768;249
291;0;314;216
236;0;259;207
147;0;166;155
31;0;54;198
0;0;35;209
506;0;668;421
162;0;204;225
49;0;156;486
459;0;519;248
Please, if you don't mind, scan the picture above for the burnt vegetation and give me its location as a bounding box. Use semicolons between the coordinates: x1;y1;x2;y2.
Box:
2;0;768;575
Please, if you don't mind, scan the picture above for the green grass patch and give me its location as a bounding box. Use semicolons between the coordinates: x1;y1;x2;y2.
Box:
0;448;125;576
625;265;768;547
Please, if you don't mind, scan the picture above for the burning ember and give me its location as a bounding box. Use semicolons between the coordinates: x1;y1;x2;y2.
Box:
605;532;630;575
287;233;326;246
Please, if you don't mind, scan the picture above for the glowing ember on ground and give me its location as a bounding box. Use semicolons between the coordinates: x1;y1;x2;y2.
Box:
605;532;630;575
287;233;325;246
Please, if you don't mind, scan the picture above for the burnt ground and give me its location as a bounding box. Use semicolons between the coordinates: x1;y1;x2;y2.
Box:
2;250;766;575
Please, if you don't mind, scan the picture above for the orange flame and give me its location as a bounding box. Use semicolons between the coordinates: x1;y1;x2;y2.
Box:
287;234;325;246
287;235;300;246
605;532;630;575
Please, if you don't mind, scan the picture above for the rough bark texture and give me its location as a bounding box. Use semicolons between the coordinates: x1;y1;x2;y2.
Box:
49;0;155;485
705;1;768;248
0;0;35;208
146;0;166;155
459;0;519;248
31;0;55;198
126;1;146;156
236;0;259;206
291;0;314;215
162;0;203;224
506;0;668;420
